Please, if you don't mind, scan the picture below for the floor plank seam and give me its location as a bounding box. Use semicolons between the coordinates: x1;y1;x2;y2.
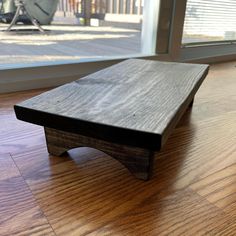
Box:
189;187;227;214
9;152;58;236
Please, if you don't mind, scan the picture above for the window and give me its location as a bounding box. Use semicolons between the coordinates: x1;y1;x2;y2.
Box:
182;0;236;45
0;0;160;67
1;0;236;93
0;0;160;93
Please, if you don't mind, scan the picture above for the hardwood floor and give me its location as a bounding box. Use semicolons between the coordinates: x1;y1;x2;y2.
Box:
0;61;235;235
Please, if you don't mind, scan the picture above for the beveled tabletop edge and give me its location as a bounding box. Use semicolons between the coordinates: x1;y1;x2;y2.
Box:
14;104;163;150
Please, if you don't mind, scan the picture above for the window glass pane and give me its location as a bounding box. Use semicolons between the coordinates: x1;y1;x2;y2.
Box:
182;0;236;45
0;0;158;67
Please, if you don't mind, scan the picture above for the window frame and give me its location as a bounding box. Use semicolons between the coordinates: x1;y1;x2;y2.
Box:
170;0;236;63
1;0;236;93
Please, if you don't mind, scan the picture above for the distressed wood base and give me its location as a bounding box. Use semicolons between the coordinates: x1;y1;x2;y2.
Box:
188;98;194;108
44;127;155;180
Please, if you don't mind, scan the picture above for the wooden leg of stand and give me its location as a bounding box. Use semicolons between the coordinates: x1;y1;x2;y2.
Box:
44;127;155;180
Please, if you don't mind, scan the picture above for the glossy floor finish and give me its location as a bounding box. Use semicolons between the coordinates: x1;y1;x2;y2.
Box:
0;61;236;235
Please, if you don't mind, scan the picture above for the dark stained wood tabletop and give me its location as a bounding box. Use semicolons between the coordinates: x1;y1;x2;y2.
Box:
14;59;209;150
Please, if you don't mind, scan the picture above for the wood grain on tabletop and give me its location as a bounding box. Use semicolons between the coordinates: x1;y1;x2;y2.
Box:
14;59;209;149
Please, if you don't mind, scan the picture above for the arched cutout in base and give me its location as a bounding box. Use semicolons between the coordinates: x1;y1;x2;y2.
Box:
44;127;155;180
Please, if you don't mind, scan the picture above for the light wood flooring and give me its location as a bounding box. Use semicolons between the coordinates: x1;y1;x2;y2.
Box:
0;61;236;235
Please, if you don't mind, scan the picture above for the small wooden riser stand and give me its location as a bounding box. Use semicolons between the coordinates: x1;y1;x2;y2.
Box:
44;127;155;180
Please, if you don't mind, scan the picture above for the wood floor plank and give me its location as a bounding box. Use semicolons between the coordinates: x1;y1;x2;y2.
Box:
0;115;45;155
12;145;105;179
177;61;236;126
12;147;177;235
0;154;55;236
0;88;48;115
88;189;236;236
190;163;236;214
0;89;49;154
0;153;21;181
153;112;236;191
